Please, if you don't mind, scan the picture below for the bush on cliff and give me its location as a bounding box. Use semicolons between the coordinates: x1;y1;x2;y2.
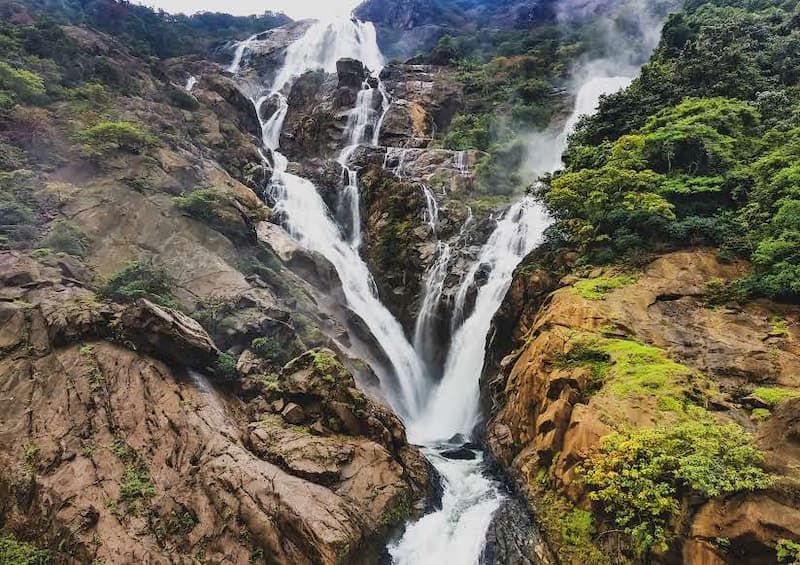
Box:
0;532;52;565
579;414;772;555
40;219;89;257
78;121;158;158
100;260;177;308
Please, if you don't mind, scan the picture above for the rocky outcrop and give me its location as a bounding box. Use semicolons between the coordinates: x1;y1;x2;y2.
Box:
483;249;800;561
117;299;220;368
379;63;465;148
0;251;432;564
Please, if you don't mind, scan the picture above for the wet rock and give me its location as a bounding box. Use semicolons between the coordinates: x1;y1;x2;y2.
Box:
482;498;554;565
440;447;477;460
337;58;367;88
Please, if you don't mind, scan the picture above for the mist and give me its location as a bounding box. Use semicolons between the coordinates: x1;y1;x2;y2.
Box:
520;0;679;179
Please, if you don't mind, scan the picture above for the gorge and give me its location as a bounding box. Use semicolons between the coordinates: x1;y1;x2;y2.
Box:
1;0;800;563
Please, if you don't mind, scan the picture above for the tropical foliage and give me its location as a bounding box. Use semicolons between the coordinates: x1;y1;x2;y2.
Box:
538;0;800;300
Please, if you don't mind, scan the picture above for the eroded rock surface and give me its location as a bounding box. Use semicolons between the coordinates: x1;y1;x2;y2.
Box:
483;249;800;561
0;252;431;564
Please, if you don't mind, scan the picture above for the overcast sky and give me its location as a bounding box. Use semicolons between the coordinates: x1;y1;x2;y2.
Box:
137;0;363;20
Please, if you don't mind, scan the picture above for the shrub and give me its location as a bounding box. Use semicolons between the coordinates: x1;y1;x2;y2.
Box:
250;337;288;365
174;189;226;222
561;508;597;549
213;352;239;381
100;260;177;308
777;539;800;564
0;532;52;565
0;61;45;108
78;121;157;158
169;86;199;110
440;114;492;151
579;415;772;555
40;219;89;256
0;170;38;249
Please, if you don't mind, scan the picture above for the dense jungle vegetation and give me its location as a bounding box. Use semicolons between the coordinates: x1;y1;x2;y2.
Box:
536;0;800;301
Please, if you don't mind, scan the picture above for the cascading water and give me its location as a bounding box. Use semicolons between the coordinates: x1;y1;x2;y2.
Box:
228;13;644;564
233;18;426;420
455;150;470;177
184;75;197;92
410;197;549;442
337;78;390;247
412;242;451;373
391;66;646;565
227;32;259;74
271;18;384;92
421;185;440;234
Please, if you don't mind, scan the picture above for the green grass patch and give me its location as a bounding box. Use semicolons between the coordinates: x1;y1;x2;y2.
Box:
751;408;771;423
750;387;800;407
554;335;711;414
119;464;155;516
770;317;790;339
573;274;637;300
0;532;51;564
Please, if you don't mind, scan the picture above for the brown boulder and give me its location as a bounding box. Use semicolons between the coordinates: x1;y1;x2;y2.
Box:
117;298;219;369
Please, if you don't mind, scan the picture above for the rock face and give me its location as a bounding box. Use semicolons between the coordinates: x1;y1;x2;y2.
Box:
482;249;800;560
0;252;432;564
378;63;465;148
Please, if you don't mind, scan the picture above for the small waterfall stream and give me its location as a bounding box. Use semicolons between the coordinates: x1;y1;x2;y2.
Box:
227;15;638;564
337;78;390;246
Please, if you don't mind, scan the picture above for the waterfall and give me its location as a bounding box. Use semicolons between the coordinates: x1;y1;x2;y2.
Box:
384;147;410;178
227;13;635;565
455;151;470;177
267;154;427;417
409;197;548;442
227;33;259;74
184;75;197;92
271;18;384;92
336;145;363;247
255;93;289;150
336;77;390;247
234;18;425;420
412;242;451;373
373;79;391;146
392;53;642;565
421;185;440;234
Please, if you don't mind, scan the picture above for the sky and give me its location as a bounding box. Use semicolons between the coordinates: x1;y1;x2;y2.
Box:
138;0;363;20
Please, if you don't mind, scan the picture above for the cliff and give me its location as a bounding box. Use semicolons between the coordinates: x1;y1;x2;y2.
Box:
483;249;800;562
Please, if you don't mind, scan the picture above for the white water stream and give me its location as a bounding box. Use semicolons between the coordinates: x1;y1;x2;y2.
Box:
228;15;638;564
